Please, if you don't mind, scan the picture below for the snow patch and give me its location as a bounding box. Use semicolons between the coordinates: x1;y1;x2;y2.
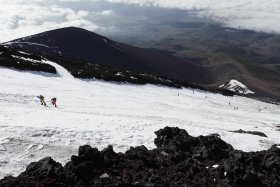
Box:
11;55;41;63
212;164;219;168
101;37;124;53
115;72;123;76
219;80;255;94
100;173;110;178
17;51;30;55
37;144;44;150
161;151;169;156
109;44;125;53
7;42;50;48
27;144;35;150
42;60;74;79
103;38;108;43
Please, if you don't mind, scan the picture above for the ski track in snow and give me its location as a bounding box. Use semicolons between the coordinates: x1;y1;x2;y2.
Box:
0;61;280;178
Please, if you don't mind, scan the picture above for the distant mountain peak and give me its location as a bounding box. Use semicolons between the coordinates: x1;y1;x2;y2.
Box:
9;27;108;46
219;80;255;95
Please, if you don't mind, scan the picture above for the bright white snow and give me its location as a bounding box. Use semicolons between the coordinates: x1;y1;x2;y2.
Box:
100;173;110;178
0;61;279;178
219;79;255;94
17;51;30;55
11;55;41;63
212;164;219;168
5;42;50;48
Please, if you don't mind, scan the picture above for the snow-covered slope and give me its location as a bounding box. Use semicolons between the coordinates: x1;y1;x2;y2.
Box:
219;79;255;94
0;61;279;178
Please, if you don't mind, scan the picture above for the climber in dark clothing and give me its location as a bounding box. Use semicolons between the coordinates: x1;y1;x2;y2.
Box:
37;95;46;106
51;97;57;107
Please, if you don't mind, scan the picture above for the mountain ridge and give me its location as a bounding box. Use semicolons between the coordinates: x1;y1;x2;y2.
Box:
5;27;217;85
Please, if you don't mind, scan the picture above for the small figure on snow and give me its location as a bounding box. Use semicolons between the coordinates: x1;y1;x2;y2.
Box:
51;97;57;107
234;106;239;110
37;95;46;106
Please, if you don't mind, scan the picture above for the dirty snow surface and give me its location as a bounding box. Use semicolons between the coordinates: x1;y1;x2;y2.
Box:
0;61;280;178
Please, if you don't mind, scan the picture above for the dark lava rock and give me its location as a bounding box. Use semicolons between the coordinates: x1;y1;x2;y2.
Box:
1;127;280;187
0;45;57;74
231;129;268;137
154;127;233;162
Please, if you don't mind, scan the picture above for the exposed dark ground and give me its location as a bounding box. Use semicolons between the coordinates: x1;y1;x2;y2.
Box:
8;27;212;85
0;45;56;74
7;26;280;101
115;24;280;100
1;127;279;187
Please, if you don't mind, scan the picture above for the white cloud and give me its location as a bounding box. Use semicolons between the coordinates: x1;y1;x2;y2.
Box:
106;0;280;34
100;10;114;16
0;0;279;42
0;0;99;42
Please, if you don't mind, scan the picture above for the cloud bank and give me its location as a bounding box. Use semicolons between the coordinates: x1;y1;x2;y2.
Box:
0;0;279;42
108;0;280;33
0;0;103;42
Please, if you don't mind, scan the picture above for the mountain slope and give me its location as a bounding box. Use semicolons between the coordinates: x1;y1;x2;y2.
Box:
0;58;279;178
6;27;214;85
0;44;185;88
5;27;280;101
120;24;280;100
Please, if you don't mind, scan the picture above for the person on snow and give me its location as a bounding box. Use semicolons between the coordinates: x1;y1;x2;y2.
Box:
37;95;46;106
51;97;57;107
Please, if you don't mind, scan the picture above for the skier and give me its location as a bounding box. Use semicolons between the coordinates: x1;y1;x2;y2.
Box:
51;97;57;107
37;95;46;106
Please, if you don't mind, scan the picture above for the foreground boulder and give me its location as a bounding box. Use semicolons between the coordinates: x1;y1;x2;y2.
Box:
1;127;280;187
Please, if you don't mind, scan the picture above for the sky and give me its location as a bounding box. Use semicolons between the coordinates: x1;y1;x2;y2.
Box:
0;0;279;42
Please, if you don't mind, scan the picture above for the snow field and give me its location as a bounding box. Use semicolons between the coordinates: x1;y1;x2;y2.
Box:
0;61;279;178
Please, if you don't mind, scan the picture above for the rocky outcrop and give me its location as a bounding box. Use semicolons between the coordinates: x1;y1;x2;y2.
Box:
0;45;56;74
46;55;182;88
1;127;280;187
